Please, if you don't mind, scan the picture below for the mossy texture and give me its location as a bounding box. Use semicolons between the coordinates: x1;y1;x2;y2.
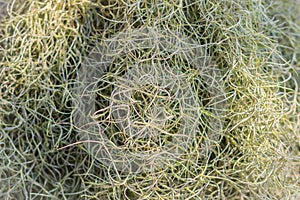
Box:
0;0;299;199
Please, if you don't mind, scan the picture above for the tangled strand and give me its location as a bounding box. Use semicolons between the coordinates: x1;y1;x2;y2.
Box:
73;27;225;175
0;0;299;199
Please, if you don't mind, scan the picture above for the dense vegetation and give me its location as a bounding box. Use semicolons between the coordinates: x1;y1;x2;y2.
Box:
0;0;299;199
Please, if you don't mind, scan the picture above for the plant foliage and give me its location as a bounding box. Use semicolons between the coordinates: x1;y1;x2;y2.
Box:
0;0;299;199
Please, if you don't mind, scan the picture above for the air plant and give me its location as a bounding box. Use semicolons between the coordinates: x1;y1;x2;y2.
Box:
0;0;299;199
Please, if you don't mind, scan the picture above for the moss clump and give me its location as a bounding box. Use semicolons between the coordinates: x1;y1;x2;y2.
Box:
0;0;299;199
